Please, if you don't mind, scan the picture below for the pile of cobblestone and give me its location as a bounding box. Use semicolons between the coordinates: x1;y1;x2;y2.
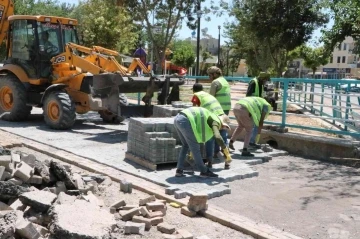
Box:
127;118;182;164
153;101;192;117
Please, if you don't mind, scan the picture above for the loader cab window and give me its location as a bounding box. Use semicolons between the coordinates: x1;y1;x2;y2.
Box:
9;19;37;77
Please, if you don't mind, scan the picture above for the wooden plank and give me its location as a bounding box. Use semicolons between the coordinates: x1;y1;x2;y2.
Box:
125;152;157;171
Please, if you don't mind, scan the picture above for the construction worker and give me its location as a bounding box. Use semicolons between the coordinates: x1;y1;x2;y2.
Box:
208;66;231;156
174;107;232;178
246;72;271;149
228;97;272;156
191;83;229;168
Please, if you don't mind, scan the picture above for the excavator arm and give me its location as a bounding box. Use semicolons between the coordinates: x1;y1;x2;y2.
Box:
0;0;14;46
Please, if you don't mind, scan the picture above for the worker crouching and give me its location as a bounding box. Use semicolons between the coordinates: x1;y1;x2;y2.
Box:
229;97;272;156
174;107;232;178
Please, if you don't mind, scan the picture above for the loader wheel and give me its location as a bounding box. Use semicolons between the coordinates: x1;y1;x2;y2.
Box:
43;91;76;130
99;110;125;124
0;74;32;121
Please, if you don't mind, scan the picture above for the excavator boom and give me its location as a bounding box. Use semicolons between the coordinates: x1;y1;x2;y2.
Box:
0;0;14;44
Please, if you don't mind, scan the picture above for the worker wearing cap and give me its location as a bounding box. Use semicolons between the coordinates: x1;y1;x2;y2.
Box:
208;66;231;115
208;66;231;157
191;83;231;169
243;72;271;150
174;107;232;178
229;97;272;156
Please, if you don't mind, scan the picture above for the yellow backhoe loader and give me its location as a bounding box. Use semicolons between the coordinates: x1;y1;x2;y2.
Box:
0;0;183;129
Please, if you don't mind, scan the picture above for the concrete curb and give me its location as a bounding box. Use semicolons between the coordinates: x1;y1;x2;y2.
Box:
0;129;303;239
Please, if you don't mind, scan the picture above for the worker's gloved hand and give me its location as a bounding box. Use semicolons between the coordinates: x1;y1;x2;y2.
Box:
222;147;232;163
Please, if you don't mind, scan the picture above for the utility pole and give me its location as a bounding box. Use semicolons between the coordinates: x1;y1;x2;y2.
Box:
196;0;201;82
217;25;221;67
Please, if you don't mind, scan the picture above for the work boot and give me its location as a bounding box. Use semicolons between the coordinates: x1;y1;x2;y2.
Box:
241;150;254;157
249;143;261;150
200;169;218;178
175;169;184;177
224;163;230;170
229;141;235;150
207;160;213;168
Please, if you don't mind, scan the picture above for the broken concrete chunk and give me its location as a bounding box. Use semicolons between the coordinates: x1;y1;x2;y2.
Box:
34;224;49;237
0;155;12;171
15;220;41;239
19;191;57;213
181;207;197;217
1;171;11;181
65;190;80;196
120;207;140;221
146;201;165;211
132;215;152;231
0;181;30;201
11;151;21;165
124;221;145;235
7;177;23;185
120;179;132;193
9;199;26;211
0;166;5;181
0;211;17;238
177;229;194;239
24;208;50;226
0;201;13;211
34;160;52;184
139;195;156;206
28;175;42;185
49;200;116;239
50;161;77;190
81;191;104;207
187;193;208;212
150;216;163;226
55;181;67;194
14;161;34;182
110;200;126;209
20;153;37;167
54;192;76;205
72;173;85;190
157;222;176;234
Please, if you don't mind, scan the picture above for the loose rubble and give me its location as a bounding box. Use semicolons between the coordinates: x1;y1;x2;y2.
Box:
0;146;217;239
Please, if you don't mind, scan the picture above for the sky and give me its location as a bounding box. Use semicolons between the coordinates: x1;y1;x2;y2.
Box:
59;0;333;45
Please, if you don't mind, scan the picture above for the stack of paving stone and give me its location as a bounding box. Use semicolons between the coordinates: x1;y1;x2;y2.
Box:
152;101;192;117
127;118;182;164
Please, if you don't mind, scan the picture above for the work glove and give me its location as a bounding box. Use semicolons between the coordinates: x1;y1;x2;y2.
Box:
255;134;261;144
222;147;232;163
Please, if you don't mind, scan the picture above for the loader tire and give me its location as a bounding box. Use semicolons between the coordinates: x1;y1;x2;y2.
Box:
43;91;76;130
0;74;32;121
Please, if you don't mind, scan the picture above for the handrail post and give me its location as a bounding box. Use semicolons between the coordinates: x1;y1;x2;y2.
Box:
281;80;288;128
345;84;351;131
137;92;141;105
304;83;307;109
320;83;324;116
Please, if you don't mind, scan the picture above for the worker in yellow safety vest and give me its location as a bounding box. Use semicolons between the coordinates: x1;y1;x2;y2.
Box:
229;97;272;156
246;72;272;150
208;66;231;115
191;83;230;168
174;107;232;177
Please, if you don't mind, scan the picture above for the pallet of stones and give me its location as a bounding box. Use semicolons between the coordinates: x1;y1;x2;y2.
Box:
152;101;192;118
0;148;118;239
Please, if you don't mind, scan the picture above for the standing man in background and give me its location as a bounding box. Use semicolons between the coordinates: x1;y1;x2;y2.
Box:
208;66;231;156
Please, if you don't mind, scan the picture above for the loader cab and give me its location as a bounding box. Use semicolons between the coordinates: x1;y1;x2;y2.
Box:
6;16;79;79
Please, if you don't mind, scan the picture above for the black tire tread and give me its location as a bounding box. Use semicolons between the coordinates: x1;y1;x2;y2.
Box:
0;74;32;121
43;91;76;130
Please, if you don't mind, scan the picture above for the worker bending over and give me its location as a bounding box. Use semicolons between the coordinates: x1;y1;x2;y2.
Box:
229;97;271;156
191;83;230;168
174;107;232;178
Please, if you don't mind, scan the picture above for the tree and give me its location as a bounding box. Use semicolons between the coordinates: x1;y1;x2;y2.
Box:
14;0;75;16
321;0;360;54
226;0;328;76
72;0;138;53
171;40;195;69
300;45;330;77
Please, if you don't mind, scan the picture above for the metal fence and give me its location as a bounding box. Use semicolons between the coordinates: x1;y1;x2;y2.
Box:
128;76;360;138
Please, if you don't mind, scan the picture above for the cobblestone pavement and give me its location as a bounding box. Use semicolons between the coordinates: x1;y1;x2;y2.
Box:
0;108;287;199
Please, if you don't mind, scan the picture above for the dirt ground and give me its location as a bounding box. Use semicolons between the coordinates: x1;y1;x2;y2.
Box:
11;146;253;239
210;155;360;239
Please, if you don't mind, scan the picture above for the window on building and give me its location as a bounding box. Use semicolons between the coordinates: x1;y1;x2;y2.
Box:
342;56;346;63
330;55;333;63
337;56;341;63
338;43;342;50
343;43;347;51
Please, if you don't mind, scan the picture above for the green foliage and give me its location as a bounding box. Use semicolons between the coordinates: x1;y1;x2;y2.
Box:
13;0;75;16
300;45;330;76
172;40;195;69
322;0;360;54
73;0;138;53
226;0;328;77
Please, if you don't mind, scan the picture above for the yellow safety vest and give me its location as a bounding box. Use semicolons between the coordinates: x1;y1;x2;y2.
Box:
250;78;265;97
194;91;224;116
214;77;231;111
182;107;221;143
238;97;271;126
